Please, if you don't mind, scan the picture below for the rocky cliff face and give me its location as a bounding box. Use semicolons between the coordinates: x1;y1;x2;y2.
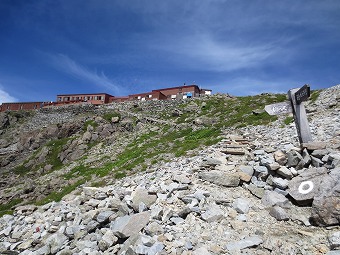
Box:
0;86;339;254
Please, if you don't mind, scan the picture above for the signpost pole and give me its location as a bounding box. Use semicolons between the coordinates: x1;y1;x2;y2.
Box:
288;88;313;144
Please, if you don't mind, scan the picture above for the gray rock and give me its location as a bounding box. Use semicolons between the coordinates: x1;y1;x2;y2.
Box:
328;231;340;250
329;154;340;168
254;149;265;155
202;157;222;166
268;162;281;171
259;155;275;168
131;189;157;212
102;229;118;247
274;188;289;196
302;141;327;150
201;205;224;222
111;211;150;238
287;150;303;167
269;206;289;221
274;150;288;165
311;149;329;159
288;167;328;205
254;165;269;180
170;217;185;225
82;131;92;143
276;166;293;179
199;171;240;187
97;210;115;223
226;236;263;251
86;220;99;232
239;165;254;176
311;155;324;167
326;251;340;255
43;233;68;254
232;198;250;214
251;176;266;188
147;242;165;255
247;183;265;198
272;177;289;190
173;174;191;184
311;168;340;226
193;247;212;255
145;222;164;236
261;190;290;208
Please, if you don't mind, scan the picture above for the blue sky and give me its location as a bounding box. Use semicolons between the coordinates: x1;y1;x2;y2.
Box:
1;0;340;103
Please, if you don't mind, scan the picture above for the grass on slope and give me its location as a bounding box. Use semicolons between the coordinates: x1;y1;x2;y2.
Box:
13;137;71;176
172;93;287;128
0;198;23;217
63;126;222;182
8;93;289;209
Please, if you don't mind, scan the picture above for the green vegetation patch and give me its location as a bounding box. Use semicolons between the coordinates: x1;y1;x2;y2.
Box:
284;116;295;125
35;179;85;206
103;112;121;122
45;137;71;170
310;90;321;103
173;94;287;128
0;198;23;217
13;137;71;176
83;119;98;131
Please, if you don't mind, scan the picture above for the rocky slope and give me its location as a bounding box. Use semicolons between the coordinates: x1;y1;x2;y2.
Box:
0;85;339;254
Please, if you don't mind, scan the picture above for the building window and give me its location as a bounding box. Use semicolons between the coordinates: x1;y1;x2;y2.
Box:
98;96;102;100
58;97;62;102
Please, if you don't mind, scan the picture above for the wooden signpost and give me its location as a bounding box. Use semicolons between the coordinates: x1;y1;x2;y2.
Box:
265;84;312;145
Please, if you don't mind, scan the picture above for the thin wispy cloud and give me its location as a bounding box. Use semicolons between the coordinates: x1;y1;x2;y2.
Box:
0;85;18;104
153;35;284;72
210;77;305;96
48;54;123;94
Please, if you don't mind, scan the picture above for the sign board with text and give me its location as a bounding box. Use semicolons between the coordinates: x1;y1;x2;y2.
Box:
265;101;293;116
264;84;312;144
295;85;311;105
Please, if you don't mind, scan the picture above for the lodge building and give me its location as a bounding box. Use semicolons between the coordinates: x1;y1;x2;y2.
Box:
0;84;212;112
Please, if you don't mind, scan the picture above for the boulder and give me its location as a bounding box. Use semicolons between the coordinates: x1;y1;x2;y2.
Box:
201;204;224;222
131;188;157;212
111;211;151;238
328;231;340;250
302;141;327;151
272;177;289;190
238;165;254;176
96;210;115;224
287;150;303;167
277;166;293;179
288;167;328;205
226;236;263;251
261;190;290;208
43;233;69;254
311;168;340;226
269;206;289;221
232;198;250;214
274;150;288;165
199;171;240;187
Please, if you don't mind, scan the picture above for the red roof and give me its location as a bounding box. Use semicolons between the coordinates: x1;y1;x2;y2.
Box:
152;84;199;92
